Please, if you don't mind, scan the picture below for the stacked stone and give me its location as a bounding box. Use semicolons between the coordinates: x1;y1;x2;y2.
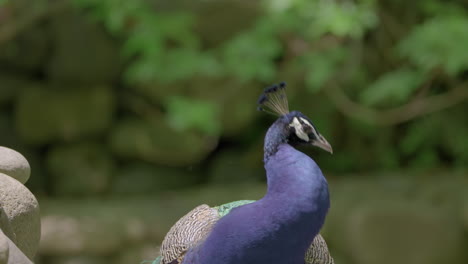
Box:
0;146;40;264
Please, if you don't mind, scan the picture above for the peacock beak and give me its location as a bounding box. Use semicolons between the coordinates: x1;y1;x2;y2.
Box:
311;135;333;154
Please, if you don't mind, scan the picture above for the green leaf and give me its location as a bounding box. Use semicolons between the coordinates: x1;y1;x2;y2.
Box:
303;46;347;93
267;0;378;39
397;15;468;75
313;0;378;38
420;1;467;17
400;118;435;155
165;96;221;136
360;67;424;106
222;18;281;82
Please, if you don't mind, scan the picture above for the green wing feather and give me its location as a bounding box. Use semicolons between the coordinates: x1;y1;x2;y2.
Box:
141;256;161;264
214;200;256;217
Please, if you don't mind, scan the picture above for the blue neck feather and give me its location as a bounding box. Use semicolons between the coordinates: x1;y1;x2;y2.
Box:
184;116;330;264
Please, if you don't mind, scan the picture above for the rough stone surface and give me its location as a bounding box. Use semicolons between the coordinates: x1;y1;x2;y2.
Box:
0;224;33;264
0;146;30;184
15;85;115;145
0;23;49;73
0;229;8;264
0;173;40;259
46;142;115;196
346;201;465;264
0;207;15;244
110;116;218;166
47;9;121;84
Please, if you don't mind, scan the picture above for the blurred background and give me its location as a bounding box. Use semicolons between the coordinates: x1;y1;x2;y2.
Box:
0;0;467;263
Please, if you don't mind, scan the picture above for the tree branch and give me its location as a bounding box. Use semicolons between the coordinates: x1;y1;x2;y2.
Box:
324;80;468;126
322;38;468;126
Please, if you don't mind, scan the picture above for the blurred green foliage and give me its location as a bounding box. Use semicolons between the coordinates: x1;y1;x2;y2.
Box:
397;15;468;76
165;96;220;136
67;0;468;171
360;67;425;106
2;0;466;173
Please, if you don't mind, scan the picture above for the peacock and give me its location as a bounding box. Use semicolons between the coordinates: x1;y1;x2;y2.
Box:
152;82;334;264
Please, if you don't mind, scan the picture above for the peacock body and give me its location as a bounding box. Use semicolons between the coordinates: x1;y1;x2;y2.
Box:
153;83;334;264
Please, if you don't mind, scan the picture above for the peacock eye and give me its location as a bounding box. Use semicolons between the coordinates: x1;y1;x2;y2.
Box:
299;117;317;136
289;117;309;141
302;125;313;133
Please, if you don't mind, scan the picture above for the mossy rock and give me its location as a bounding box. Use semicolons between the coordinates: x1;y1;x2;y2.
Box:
0;74;31;107
46;8;121;84
15;85;115;145
112;162;200;194
0;173;40;259
46;142;115;196
110;116;218;166
0;24;49;73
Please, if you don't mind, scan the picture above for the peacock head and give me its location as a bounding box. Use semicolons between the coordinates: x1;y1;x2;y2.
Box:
257;82;333;154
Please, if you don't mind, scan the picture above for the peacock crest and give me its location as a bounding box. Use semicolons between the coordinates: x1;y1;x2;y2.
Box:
257;82;290;116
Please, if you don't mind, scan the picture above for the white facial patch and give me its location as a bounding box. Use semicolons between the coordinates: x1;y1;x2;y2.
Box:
299;117;317;136
289;117;309;141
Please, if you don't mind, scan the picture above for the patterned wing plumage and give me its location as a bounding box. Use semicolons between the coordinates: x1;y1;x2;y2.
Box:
159;204;219;264
305;234;335;264
156;201;334;264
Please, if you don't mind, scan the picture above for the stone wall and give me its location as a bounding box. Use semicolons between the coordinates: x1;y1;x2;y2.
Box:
0;1;266;198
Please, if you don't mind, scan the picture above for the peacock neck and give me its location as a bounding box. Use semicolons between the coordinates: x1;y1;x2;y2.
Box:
257;143;330;263
264;143;329;217
184;122;330;264
263;117;289;163
263;116;329;230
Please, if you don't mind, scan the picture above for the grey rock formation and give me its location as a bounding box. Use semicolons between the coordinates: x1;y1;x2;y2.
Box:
0;206;16;244
0;229;32;264
15;85;115;145
0;173;40;259
0;229;8;264
0;147;30;184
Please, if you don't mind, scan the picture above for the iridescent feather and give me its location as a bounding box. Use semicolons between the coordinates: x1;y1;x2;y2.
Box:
153;200;334;264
